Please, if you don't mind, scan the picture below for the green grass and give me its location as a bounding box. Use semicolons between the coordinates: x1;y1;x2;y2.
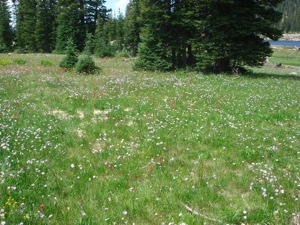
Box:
268;46;300;67
0;50;299;224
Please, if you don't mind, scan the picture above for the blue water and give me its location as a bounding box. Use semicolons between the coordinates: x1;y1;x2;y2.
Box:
268;40;300;47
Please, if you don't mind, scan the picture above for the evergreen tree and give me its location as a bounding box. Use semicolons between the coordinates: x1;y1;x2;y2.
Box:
95;18;115;57
0;0;14;52
16;0;37;52
134;0;192;70
55;0;109;52
124;0;141;56
196;0;284;73
55;0;85;52
59;38;78;69
84;33;95;55
84;0;109;34
134;25;172;71
136;0;284;73
115;11;125;52
35;0;57;52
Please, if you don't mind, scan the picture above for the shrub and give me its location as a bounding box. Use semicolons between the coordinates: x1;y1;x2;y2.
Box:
14;59;27;65
0;59;12;66
75;55;100;74
59;39;78;70
41;60;53;66
0;44;9;53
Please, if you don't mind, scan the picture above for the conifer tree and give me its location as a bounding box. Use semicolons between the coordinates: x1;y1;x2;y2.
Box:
35;0;57;52
95;18;115;57
84;0;109;34
134;0;186;70
134;25;172;71
59;38;78;69
115;12;125;52
55;1;85;52
135;0;284;73
16;0;37;52
84;33;95;55
124;0;141;56
0;0;14;52
196;0;284;73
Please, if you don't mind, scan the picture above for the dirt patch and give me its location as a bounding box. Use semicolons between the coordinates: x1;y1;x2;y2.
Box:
50;110;72;119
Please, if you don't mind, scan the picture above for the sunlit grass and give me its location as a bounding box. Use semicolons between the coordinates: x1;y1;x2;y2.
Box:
268;46;300;67
0;49;299;224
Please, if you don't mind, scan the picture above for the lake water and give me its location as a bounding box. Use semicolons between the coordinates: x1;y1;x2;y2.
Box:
268;40;300;47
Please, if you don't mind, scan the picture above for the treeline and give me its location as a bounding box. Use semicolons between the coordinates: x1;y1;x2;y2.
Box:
277;0;300;32
0;0;129;55
0;0;285;73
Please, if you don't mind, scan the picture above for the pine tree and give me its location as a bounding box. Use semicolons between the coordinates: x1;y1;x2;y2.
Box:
35;0;57;52
134;0;190;70
55;0;85;52
95;18;115;57
16;0;37;52
84;0;109;34
134;26;173;71
55;0;109;53
124;0;141;56
115;12;125;52
59;38;78;69
136;0;284;73
84;33;95;55
0;0;14;52
196;0;284;73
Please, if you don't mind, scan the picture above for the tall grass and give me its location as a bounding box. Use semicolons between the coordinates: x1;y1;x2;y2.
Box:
0;50;299;224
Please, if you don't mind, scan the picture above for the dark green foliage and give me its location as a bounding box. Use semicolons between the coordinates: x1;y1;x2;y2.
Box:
55;0;109;53
16;0;37;52
135;0;197;71
0;0;14;52
115;13;125;52
35;0;57;53
59;39;78;69
84;33;95;55
95;38;115;57
84;0;110;34
75;55;100;74
135;0;284;73
134;27;173;71
124;0;141;56
95;19;116;57
55;2;85;53
196;0;283;73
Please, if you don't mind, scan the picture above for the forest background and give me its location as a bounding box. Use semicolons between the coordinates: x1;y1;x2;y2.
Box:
0;0;299;54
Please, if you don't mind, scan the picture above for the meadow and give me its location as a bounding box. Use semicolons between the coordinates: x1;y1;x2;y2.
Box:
0;48;299;225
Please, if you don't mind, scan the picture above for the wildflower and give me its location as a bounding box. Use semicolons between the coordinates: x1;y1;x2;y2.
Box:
23;214;29;220
122;210;128;216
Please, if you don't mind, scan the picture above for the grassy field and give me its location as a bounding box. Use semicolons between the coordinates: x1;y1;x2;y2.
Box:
0;48;299;225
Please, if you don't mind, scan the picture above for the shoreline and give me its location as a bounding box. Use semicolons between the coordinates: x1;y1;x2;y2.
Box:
280;33;300;41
